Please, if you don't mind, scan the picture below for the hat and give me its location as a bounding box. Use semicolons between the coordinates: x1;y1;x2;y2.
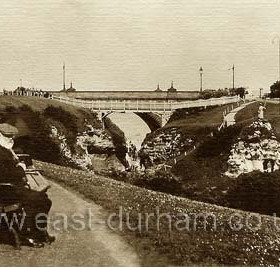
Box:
0;123;18;137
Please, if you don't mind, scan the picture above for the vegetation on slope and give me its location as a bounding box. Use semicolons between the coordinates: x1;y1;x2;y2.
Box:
0;96;101;166
36;160;280;266
166;104;232;136
171;125;242;205
137;101;280;214
104;117;127;166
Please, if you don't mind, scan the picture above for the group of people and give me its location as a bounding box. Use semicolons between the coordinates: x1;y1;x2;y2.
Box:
127;141;137;161
0;123;54;248
226;137;280;177
226;103;280;177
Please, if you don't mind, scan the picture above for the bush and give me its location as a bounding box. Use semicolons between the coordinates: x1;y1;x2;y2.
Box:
104;117;127;166
173;125;242;180
43;106;79;152
196;126;242;158
134;168;183;196
11;106;62;164
227;171;280;216
270;80;280;98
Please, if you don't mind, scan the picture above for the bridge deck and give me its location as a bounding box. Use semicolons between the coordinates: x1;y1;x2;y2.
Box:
51;96;241;112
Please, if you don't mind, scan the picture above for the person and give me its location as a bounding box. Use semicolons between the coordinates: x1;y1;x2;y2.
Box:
0;123;55;247
262;150;269;172
258;103;266;120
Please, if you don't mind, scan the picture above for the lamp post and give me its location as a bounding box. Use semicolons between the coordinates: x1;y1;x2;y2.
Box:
259;88;263;98
232;64;235;90
199;66;203;92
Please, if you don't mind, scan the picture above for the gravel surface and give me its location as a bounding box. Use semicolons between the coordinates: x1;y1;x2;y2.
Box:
0;181;140;267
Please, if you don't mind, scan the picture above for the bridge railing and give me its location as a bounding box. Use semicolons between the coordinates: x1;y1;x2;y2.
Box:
51;95;240;112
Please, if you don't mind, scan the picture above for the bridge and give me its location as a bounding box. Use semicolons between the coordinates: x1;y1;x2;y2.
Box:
51;95;241;131
50;88;200;101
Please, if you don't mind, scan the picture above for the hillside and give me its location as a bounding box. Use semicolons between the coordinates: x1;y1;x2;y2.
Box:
36;160;280;266
134;100;280;214
139;103;241;166
0;96;125;171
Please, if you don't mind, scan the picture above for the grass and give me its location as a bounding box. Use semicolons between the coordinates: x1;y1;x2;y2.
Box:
0;96;101;130
142;103;240;164
0;96;102;167
36;160;280;266
235;100;280;137
166;103;238;131
235;101;259;125
171;125;242;205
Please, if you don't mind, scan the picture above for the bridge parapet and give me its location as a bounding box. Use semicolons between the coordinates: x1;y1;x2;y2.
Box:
51;96;240;113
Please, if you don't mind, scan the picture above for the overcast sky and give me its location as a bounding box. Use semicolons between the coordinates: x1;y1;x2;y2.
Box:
0;0;280;93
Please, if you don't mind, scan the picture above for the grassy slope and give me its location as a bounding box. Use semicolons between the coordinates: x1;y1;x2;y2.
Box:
235;100;280;136
171;126;242;205
36;160;280;266
235;101;259;126
171;100;280;210
170;101;265;199
166;103;237;131
0;96;100;129
142;103;239;160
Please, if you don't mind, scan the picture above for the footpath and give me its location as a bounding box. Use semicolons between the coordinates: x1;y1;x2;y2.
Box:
224;101;256;127
0;181;141;267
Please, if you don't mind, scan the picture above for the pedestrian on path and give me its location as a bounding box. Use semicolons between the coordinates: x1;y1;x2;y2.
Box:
258;103;266;120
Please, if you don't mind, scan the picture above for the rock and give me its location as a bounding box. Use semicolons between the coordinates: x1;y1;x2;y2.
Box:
50;124;119;172
225;119;280;178
90;154;125;174
140;127;194;166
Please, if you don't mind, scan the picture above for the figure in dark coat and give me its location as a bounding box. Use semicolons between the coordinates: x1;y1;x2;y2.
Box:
0;124;54;247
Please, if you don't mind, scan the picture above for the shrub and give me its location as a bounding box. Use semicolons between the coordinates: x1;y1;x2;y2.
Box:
173;125;242;180
227;171;280;216
196;125;242;158
43;106;79;151
104;117;127;166
134;168;183;196
12;106;62;164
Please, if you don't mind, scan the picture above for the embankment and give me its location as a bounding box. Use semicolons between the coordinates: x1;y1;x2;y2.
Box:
36;160;280;266
0;96;125;172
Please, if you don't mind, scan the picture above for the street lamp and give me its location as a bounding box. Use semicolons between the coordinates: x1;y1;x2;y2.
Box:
259;88;263;98
199;66;203;92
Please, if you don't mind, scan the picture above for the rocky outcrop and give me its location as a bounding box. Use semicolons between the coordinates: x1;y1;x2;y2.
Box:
140;127;195;165
50;124;122;172
226;119;280;177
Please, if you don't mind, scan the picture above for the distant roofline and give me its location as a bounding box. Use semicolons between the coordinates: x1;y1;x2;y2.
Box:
49;90;200;93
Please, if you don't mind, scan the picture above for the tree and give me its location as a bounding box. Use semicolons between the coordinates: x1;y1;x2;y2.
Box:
270;81;280;98
229;87;247;98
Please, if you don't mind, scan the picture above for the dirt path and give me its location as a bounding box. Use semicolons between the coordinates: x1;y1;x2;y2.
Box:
225;101;256;126
0;181;141;267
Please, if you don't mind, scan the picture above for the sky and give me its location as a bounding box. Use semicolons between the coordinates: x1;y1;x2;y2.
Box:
0;0;280;93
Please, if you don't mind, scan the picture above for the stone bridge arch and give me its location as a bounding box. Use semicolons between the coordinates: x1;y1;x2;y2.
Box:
99;111;171;131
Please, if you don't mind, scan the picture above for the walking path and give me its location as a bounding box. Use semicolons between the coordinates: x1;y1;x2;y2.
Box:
0;181;141;267
224;101;256;127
